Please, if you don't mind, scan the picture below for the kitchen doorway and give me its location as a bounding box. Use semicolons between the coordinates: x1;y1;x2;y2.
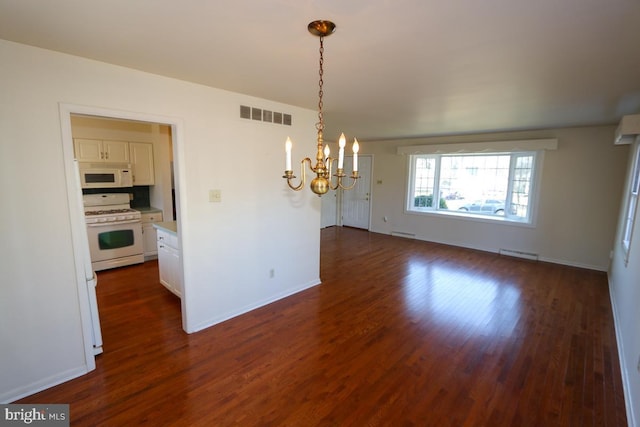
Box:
59;103;186;365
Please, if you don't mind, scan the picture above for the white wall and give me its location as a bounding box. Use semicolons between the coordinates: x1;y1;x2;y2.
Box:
609;136;640;427
364;126;628;270
0;39;320;401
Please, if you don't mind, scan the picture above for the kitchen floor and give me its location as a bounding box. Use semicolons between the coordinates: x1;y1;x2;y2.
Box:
95;260;182;354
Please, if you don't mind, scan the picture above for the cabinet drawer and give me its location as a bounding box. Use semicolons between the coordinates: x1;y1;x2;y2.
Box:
157;230;178;248
141;212;163;223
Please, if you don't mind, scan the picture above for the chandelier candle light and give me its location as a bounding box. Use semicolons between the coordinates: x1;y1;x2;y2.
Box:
283;20;360;196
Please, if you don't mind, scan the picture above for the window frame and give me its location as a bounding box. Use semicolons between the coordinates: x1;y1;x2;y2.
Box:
405;150;542;225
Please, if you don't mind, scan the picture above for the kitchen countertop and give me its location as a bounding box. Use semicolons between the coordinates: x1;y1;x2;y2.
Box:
152;221;177;235
134;206;163;214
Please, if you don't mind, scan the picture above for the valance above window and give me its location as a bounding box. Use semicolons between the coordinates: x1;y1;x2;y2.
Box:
397;138;558;155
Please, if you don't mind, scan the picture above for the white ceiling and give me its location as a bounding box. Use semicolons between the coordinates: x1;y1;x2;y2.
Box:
1;0;639;141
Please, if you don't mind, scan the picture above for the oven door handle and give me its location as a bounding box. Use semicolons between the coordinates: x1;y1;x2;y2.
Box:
87;219;141;227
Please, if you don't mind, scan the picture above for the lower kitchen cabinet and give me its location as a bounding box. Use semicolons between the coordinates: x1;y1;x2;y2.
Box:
156;228;181;298
140;211;163;258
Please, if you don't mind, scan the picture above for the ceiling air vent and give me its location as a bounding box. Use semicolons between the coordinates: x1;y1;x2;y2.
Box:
240;105;291;126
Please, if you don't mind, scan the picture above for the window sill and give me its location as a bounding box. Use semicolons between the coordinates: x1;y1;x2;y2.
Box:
406;208;535;228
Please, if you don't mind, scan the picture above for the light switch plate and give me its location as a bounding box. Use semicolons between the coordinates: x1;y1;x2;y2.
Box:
209;189;222;203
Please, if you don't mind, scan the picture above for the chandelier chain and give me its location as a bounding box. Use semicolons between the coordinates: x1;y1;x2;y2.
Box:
316;36;325;132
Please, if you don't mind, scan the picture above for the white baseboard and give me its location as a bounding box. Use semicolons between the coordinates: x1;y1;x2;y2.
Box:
186;278;321;334
1;365;90;404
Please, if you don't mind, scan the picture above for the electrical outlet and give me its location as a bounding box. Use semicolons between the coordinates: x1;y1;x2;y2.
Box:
269;269;275;279
637;355;640;373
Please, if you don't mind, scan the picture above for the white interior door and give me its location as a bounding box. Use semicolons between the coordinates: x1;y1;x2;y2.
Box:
321;191;338;228
342;155;372;229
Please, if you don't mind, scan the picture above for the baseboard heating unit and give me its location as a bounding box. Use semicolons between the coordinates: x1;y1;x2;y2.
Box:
498;248;539;261
391;231;415;239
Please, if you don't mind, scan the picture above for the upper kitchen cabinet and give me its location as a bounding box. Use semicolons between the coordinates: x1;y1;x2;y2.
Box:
74;138;130;163
129;142;155;185
73;138;155;186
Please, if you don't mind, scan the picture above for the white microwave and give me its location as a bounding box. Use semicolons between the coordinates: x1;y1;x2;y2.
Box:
79;164;133;189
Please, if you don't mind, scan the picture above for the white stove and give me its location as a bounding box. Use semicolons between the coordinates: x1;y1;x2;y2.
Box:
84;208;141;223
85;208;138;215
83;194;142;222
83;193;144;271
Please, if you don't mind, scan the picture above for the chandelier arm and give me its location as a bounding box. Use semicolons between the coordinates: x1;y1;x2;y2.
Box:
327;157;359;190
284;158;313;191
325;157;340;190
336;174;360;191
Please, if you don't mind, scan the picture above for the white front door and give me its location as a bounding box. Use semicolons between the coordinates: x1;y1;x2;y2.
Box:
341;155;372;229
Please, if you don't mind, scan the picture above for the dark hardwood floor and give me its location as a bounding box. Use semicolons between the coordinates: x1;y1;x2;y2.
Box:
18;227;627;426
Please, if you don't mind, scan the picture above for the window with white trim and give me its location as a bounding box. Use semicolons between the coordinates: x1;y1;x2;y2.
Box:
622;143;640;262
406;151;538;223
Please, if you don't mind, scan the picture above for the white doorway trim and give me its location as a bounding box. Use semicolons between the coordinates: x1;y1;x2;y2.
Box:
58;103;187;368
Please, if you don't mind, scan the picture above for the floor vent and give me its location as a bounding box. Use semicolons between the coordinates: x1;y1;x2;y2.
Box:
499;248;539;261
391;231;415;239
240;105;291;126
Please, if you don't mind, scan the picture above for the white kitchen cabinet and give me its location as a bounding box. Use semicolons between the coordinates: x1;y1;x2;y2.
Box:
129;142;155;185
74;138;130;163
140;211;163;258
156;228;181;298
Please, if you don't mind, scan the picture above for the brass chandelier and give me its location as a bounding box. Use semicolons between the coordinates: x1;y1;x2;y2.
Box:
283;20;360;196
